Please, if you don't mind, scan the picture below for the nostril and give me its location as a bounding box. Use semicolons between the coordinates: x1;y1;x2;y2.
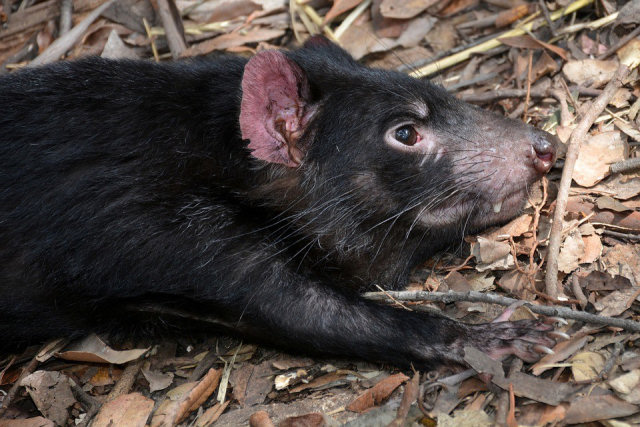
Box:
536;151;554;162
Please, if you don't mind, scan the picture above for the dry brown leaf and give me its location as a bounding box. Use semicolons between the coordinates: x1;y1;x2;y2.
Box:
249;411;274;427
564;394;639;424
424;19;457;52
92;393;154;427
371;0;408;38
194;401;230;427
557;229;584;274
563;59;619;87
437;0;478;16
602;244;640;285
593;288;639;317
20;371;75;426
579;233;602;264
0;417;55;427
279;413;326;427
495;4;535;27
497;270;536;300
571;351;605;381
346;373;408;412
532;335;589;375
578;270;632;291
271;356;314;371
379;0;438;19
324;0;362;23
101;29;138;59
471;237;513;271
499;34;568;60
150;368;222;427
181;27;285;57
231;361;273;406
483;214;532;241
141;366;174;393
609;369;640;404
436;409;492;426
573;131;627;187
290;371;352;394
464;347;576;405
55;334;148;364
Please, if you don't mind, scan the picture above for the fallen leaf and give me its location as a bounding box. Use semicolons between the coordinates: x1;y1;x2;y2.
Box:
564;394;639;424
151;368;222;426
437;409;492;427
21;371;75;426
324;0;362;23
249;411;274;427
574;131;627;187
290;371;353;394
379;0;438;19
101;29;138;59
557;229;585;274
142;366;174;393
579;233;602;264
280;413;326;427
593;288;639;317
532;335;589;376
194;401;230;427
92;393;154;427
471;237;514;271
609;369;640;402
571;351;605;381
56;333;149;364
464;347;576;405
563;59;620;87
0;417;55;427
181;27;285;57
347;373;409;413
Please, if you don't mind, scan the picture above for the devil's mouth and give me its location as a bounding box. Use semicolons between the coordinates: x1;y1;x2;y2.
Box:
415;186;529;229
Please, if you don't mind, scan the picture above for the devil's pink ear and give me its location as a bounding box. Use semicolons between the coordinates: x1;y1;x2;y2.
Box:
239;50;314;167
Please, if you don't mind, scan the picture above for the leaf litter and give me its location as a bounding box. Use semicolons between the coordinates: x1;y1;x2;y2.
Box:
2;0;640;425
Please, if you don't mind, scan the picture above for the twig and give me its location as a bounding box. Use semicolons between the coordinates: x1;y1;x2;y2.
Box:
598;25;640;59
0;350;40;416
156;0;187;59
538;0;557;36
143;17;159;62
362;290;640;332
58;0;73;35
106;359;143;401
523;50;533;122
29;0;115;66
389;372;419;427
610;158;640;174
545;64;633;298
410;0;594;78
571;275;588;308
460;86;601;103
601;229;640;241
334;0;370;41
70;379;101;427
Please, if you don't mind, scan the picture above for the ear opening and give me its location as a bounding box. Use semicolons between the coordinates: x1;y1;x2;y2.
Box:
239;50;316;167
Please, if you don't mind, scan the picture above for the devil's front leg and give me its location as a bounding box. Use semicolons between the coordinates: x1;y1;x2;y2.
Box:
212;261;557;369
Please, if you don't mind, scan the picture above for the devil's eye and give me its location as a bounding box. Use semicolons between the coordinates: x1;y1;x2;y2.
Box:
394;125;418;146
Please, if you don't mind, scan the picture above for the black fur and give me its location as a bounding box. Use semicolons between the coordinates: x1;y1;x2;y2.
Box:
0;41;556;368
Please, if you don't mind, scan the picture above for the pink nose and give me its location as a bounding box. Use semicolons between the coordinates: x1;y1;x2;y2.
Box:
531;130;557;174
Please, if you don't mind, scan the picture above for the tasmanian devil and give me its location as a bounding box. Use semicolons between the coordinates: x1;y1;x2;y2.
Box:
0;36;558;368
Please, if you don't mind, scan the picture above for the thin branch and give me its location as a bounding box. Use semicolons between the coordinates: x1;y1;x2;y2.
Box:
362;290;640;332
544;63;633;298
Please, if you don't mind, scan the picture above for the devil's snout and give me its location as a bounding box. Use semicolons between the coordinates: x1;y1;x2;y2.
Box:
530;130;558;174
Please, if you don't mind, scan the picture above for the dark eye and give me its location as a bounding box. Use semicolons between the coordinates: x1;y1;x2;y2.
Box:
394;125;418;146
